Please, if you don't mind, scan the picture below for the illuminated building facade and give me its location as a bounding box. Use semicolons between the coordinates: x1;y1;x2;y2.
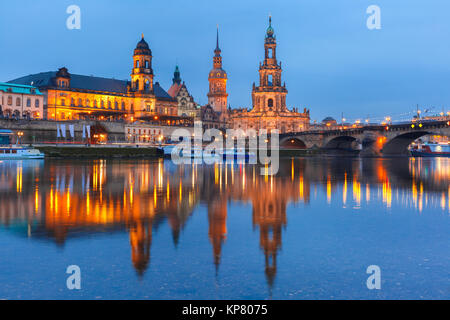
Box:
8;35;177;122
230;17;310;133
0;82;44;119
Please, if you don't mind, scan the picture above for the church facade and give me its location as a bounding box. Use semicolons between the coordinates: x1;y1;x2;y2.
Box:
229;18;310;133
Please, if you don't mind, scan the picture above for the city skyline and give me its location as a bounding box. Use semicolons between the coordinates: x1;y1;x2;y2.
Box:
2;0;450;122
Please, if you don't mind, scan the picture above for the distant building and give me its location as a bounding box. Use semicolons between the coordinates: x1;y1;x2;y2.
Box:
201;105;221;129
229;17;310;133
167;65;201;119
125;122;194;144
0;82;44;119
8;35;179;124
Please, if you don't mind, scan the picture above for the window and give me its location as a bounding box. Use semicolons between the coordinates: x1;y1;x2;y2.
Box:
78;98;82;106
86;99;90;107
144;80;150;91
268;98;274;108
268;48;273;58
267;74;273;86
145;60;149;68
107;101;112;109
7;96;12;105
101;100;105;108
16;97;21;106
94;100;97;108
115;101;118;109
27;98;31;107
35;99;40;108
136;60;139;68
71;98;75;106
121;101;125;110
61;99;65;106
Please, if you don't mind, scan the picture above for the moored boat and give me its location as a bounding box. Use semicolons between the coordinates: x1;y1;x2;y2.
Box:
410;142;450;157
0;129;45;159
161;145;256;162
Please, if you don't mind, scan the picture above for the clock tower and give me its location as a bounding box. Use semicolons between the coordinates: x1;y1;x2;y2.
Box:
207;27;228;118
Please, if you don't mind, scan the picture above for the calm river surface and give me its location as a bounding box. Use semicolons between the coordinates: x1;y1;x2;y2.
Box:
0;157;449;299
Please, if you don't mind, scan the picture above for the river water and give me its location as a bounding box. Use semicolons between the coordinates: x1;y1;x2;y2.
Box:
0;157;449;299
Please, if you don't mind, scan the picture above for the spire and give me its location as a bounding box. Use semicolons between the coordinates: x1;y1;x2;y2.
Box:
266;15;275;38
214;25;221;56
141;33;144;40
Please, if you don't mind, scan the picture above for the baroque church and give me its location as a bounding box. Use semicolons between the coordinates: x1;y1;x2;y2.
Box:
228;17;310;133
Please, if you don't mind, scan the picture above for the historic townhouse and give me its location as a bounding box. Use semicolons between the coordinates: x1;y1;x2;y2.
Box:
0;82;44;119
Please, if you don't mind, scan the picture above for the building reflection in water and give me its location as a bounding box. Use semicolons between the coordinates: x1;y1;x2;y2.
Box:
0;157;449;287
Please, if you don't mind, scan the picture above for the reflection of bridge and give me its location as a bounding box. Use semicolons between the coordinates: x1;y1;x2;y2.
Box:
280;120;450;156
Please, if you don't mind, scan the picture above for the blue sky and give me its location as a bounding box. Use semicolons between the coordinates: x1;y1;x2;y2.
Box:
1;0;449;122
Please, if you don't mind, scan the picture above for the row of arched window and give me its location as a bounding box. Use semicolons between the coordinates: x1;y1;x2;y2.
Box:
61;97;129;110
5;96;40;108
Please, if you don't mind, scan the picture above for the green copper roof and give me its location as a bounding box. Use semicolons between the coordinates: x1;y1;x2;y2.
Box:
266;16;275;38
0;82;43;95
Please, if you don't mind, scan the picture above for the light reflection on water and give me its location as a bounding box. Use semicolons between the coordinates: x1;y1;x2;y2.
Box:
0;157;449;299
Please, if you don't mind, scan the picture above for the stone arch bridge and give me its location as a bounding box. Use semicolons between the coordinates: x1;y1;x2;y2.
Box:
280;120;450;156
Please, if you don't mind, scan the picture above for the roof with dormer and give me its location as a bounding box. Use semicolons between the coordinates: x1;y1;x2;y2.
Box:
8;71;172;99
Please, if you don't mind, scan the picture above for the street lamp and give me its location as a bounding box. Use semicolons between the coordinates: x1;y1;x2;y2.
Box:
17;131;24;145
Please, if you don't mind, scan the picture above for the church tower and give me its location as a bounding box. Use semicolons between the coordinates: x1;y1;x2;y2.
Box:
207;27;228;116
131;34;154;93
252;17;287;113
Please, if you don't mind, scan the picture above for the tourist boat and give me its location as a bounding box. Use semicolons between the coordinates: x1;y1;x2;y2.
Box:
0;129;45;159
162;145;256;162
410;142;450;157
0;146;45;159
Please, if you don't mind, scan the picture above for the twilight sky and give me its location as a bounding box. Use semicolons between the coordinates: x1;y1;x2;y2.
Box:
1;0;449;122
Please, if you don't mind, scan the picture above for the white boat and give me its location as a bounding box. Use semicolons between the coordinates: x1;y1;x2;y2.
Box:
0;146;45;159
162;145;256;162
0;129;45;159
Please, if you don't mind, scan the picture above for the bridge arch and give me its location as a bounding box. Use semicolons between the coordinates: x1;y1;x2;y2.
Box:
382;131;432;155
324;136;359;150
280;137;307;149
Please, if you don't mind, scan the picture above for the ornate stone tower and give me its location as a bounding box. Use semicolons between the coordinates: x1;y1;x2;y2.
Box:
207;28;228;116
131;34;154;93
252;17;287;113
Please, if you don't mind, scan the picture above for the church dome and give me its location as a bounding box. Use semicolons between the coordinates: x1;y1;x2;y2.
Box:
209;68;227;79
134;35;152;56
